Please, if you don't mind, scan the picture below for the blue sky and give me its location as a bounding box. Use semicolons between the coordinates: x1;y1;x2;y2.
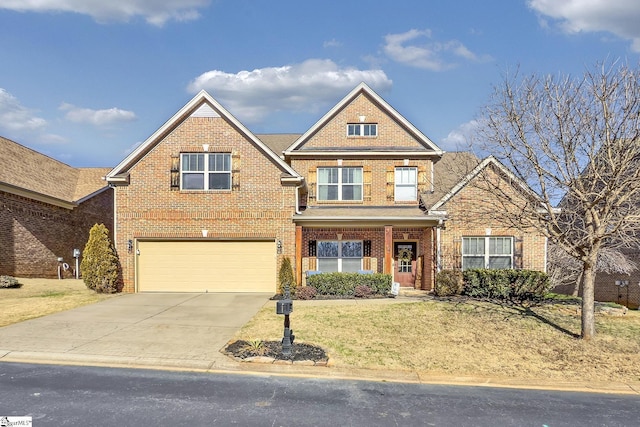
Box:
1;0;639;167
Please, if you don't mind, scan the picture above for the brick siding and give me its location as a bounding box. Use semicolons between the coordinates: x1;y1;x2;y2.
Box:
0;189;113;278
114;116;297;293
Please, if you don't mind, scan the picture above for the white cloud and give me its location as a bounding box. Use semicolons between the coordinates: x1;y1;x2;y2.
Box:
187;59;392;123
0;0;210;26
0;88;47;133
323;39;342;48
60;103;137;126
383;29;491;71
441;120;480;151
528;0;640;51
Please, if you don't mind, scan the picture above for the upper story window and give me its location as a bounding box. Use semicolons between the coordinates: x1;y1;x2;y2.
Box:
347;123;377;137
181;153;231;190
318;167;363;201
462;236;513;270
394;167;417;201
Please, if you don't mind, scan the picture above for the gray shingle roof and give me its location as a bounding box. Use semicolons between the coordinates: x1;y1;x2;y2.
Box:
420;151;480;210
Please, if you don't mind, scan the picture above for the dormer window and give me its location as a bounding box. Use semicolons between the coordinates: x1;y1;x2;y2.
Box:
347;123;377;137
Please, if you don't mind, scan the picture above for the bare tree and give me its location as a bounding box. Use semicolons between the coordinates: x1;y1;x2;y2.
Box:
474;61;640;339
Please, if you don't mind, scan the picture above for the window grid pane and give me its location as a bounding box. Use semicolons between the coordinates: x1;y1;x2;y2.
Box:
318;167;362;201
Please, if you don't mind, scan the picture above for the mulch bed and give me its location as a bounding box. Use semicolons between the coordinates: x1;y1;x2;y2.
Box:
223;340;328;364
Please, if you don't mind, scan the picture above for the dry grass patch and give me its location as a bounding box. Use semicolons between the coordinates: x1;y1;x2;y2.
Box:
0;278;116;327
235;299;640;383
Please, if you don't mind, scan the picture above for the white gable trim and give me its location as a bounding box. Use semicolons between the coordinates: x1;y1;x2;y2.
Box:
106;90;300;181
284;82;444;156
191;103;220;118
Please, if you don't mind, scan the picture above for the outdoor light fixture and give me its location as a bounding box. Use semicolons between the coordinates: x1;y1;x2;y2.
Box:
127;239;133;253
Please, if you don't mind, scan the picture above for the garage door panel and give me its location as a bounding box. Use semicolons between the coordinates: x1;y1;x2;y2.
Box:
137;241;276;293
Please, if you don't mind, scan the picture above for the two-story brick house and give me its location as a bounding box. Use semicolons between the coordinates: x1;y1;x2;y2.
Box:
106;83;547;293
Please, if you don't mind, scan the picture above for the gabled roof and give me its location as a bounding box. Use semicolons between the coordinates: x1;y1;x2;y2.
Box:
0;136;110;209
425;155;543;212
106;91;301;182
256;134;301;156
284;82;444;156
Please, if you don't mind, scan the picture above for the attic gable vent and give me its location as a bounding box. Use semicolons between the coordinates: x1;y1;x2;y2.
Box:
191;103;220;118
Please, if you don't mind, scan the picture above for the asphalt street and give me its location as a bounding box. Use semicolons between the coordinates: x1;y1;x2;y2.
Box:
0;363;638;426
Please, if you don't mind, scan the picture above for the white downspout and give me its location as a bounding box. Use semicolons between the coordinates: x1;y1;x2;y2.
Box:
436;220;443;272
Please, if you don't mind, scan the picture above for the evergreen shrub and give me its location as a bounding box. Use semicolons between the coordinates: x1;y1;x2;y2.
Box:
80;224;120;294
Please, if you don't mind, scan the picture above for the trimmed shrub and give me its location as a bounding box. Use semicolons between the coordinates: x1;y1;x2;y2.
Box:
434;270;463;296
296;286;317;300
462;269;551;301
278;257;296;295
354;285;373;298
0;275;21;289
307;272;392;297
80;223;120;294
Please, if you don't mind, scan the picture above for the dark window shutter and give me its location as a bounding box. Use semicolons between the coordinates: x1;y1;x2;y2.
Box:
308;240;317;257
363;240;372;257
170;155;180;190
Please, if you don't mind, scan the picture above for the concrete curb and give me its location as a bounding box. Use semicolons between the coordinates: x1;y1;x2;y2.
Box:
1;349;638;396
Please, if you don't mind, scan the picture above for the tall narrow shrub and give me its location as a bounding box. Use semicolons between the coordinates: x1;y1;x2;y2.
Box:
278;256;296;295
80;223;120;293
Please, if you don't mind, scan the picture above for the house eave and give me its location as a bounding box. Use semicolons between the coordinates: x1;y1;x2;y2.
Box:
284;150;443;158
0;182;76;209
292;215;443;228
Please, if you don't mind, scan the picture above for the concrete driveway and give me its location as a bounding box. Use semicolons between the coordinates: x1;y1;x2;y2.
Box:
0;293;272;370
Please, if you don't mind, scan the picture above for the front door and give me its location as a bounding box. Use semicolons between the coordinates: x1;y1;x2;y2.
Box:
393;242;417;287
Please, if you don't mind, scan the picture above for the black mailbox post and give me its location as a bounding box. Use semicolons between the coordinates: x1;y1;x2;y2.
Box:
277;284;294;356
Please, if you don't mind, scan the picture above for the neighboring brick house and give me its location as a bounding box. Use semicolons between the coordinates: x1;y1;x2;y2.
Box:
105;83;548;293
594;265;640;309
0;136;113;278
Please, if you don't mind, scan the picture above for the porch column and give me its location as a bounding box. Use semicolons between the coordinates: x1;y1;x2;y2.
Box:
384;225;393;275
295;225;303;286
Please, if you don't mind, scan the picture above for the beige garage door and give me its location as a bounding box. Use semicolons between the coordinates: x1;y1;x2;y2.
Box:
137;240;276;292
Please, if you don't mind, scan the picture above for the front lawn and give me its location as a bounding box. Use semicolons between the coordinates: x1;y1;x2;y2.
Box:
0;278;116;327
234;298;640;383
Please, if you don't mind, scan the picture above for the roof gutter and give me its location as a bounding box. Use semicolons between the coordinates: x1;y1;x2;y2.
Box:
0;182;76;210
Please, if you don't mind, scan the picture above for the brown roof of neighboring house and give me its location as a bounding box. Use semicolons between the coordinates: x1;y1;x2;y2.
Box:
256;134;301;155
0;136;111;205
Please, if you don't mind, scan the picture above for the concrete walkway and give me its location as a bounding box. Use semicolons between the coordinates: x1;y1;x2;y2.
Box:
0;293;638;396
0;293;271;370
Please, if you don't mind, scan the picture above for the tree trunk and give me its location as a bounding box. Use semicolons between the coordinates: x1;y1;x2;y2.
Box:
572;270;583;297
581;260;596;340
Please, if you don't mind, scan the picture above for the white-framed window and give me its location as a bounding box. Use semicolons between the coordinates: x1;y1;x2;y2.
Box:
317;240;363;272
181;153;231;190
347;123;377;137
317;167;363;201
462;236;513;270
395;167;417;201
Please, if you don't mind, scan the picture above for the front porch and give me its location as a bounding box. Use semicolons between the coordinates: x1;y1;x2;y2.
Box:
296;225;436;290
